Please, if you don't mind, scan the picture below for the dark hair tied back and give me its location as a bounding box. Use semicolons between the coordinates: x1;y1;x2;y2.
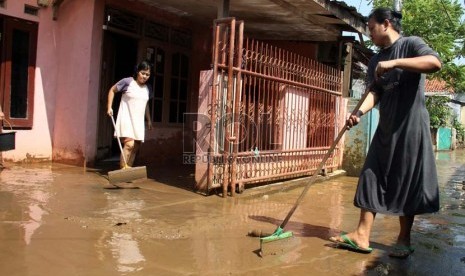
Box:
133;60;152;79
368;7;402;33
392;10;402;20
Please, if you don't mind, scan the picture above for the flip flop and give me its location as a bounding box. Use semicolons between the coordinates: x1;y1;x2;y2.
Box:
329;234;373;254
388;245;414;259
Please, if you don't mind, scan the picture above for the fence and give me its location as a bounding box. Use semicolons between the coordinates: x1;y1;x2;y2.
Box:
196;18;345;196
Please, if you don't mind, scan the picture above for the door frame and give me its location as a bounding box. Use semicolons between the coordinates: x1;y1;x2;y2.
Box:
96;30;138;161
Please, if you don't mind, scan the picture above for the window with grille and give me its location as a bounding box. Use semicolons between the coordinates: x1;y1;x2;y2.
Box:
146;47;166;123
144;25;191;124
104;8;141;35
169;52;189;123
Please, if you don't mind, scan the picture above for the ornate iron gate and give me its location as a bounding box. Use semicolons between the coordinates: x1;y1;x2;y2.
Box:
203;18;345;196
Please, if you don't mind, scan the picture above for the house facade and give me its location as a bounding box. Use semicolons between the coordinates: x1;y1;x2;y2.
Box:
424;79;461;150
0;0;368;192
1;0;214;165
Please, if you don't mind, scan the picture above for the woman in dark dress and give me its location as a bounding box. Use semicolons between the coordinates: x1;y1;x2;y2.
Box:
329;7;442;258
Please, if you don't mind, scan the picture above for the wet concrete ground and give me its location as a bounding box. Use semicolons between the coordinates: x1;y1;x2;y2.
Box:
0;150;464;276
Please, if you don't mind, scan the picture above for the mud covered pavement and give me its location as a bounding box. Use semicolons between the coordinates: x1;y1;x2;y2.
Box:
1;150;464;275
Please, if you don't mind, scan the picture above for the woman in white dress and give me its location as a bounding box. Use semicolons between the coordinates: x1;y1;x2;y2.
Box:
107;61;153;168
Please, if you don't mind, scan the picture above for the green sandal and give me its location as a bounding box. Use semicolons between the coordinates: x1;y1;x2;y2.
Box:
329;234;373;254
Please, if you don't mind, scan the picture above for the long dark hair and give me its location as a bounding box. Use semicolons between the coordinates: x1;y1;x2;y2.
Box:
133;60;151;79
368;7;402;33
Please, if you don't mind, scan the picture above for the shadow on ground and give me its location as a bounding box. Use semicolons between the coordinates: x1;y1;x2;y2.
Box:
90;159;196;192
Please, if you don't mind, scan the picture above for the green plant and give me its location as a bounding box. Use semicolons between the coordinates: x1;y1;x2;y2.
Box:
425;96;452;129
452;117;465;140
372;0;465;93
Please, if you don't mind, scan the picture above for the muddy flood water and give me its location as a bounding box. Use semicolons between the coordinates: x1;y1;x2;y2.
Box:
1;149;464;276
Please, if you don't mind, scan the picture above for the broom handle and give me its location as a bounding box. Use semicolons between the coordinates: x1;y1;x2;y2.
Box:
110;115;129;167
279;84;373;230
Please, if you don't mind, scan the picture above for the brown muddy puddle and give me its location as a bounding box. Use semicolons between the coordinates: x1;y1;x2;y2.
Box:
1;150;465;276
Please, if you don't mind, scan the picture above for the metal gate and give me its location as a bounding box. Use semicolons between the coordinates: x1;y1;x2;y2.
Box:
204;18;344;196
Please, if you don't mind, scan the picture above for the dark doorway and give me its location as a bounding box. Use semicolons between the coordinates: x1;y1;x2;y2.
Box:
96;31;138;160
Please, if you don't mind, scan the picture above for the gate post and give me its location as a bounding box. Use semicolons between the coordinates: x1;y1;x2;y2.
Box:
230;20;244;196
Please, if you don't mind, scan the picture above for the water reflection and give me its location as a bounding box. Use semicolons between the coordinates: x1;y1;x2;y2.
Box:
0;167;52;245
23;204;47;244
109;232;145;273
455;235;465;243
98;192;146;273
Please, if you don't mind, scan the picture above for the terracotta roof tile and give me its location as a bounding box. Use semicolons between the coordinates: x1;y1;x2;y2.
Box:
425;79;454;93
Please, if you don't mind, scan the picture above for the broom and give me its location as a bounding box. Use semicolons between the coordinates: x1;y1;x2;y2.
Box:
107;115;147;185
254;82;375;256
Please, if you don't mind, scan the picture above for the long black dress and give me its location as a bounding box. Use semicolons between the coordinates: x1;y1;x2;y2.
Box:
354;36;440;216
